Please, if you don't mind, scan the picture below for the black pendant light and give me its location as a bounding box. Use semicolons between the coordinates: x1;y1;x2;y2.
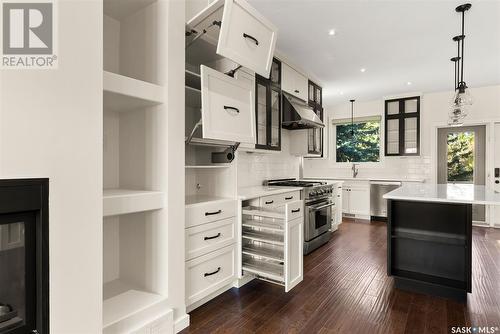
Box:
349;99;355;138
449;3;473;126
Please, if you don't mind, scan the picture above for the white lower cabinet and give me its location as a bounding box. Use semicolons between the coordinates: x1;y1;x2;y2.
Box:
342;181;370;218
186;244;237;306
185;200;238;308
240;200;304;292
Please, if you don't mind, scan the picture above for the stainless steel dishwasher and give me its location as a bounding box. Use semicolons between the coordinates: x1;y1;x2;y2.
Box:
370;181;402;219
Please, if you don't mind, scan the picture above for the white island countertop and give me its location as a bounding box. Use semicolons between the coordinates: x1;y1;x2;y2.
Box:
384;183;500;205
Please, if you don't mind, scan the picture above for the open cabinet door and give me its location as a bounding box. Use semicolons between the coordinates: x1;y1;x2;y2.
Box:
200;65;256;143
285;203;304;292
217;0;278;78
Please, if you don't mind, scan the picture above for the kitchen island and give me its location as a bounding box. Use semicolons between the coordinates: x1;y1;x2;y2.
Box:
383;183;500;301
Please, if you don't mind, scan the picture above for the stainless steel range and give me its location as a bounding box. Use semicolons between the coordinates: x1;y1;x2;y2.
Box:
264;179;335;254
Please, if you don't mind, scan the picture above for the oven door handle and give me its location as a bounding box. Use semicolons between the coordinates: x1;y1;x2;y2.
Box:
310;202;335;211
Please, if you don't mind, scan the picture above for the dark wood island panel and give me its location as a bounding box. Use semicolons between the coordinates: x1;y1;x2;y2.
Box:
387;199;472;301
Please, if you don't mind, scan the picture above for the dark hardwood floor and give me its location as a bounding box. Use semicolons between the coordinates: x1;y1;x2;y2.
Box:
182;220;500;334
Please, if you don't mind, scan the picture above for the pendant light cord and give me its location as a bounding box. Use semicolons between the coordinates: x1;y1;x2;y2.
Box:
460;11;465;85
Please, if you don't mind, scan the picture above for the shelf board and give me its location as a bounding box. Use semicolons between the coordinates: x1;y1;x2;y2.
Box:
242;244;284;262
103;189;164;217
242;257;284;282
185;195;234;207
242;219;284;232
392;227;466;245
242;230;284;246
185;85;201;109
103;71;164;112
185;164;231;169
103;280;167;330
242;207;285;220
104;0;157;21
185;69;201;90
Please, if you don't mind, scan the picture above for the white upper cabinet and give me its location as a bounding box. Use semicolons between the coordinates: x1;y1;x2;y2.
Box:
201;65;256;143
281;63;308;101
187;0;278;78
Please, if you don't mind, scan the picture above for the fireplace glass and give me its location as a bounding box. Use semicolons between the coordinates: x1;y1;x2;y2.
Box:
0;214;35;334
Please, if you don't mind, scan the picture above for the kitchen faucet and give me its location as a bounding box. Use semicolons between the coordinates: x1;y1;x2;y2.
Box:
352;163;359;178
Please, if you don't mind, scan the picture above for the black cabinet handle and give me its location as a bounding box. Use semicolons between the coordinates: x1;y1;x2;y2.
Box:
224;106;239;113
294;89;300;93
292;208;300;213
243;33;259;45
205;210;222;216
285;196;293;200
204;267;221;277
204;233;221;240
265;200;274;204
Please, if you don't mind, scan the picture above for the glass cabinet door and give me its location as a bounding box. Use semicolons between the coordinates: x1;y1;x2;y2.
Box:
270;58;281;86
256;80;268;147
270;88;281;148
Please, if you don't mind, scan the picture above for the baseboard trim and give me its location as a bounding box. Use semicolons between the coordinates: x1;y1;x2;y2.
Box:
174;313;190;333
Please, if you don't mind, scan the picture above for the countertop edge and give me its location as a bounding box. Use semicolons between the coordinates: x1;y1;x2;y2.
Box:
304;176;425;183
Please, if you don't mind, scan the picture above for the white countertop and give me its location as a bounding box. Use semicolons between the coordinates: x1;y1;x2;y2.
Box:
305;176;425;183
383;183;500;205
238;186;304;200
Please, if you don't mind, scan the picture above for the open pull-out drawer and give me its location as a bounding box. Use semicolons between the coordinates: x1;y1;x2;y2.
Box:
187;0;277;78
240;201;304;292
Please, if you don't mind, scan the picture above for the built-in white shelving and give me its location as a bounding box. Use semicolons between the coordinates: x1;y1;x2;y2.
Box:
103;189;164;217
103;71;164;112
103;0;170;331
103;280;168;331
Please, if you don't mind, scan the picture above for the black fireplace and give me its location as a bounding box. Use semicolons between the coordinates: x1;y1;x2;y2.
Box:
0;179;48;334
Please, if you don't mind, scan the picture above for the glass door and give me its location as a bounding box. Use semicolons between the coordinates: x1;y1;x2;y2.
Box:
437;125;486;223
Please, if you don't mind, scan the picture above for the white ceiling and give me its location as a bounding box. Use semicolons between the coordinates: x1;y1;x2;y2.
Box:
249;0;500;106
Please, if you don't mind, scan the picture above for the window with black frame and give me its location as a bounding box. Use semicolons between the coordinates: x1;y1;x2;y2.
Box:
334;117;381;163
385;96;420;156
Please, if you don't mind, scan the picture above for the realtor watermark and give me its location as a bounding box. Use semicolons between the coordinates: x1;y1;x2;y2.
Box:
451;326;500;334
1;0;57;68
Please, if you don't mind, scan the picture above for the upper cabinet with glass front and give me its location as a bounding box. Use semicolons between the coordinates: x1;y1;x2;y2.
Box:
384;96;420;156
255;58;281;151
186;0;278;78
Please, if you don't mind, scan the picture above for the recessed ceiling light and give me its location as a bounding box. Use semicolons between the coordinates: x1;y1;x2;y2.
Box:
360;68;366;73
328;29;336;36
407;81;412;85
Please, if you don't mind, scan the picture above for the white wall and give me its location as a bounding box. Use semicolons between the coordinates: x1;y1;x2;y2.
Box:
304;85;500;183
0;1;103;333
237;131;301;188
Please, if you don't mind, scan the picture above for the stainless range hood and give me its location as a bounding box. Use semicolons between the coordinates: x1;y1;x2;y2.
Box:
282;92;325;129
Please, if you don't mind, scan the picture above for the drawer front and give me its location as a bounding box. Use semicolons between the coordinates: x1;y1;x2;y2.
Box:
201;65;255;143
260;191;301;208
281;191;300;204
186;217;236;260
217;0;277;78
186;244;236;306
286;200;304;220
186;199;237;228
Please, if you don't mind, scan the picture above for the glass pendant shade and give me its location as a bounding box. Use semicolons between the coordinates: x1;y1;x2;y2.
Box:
450;85;474;108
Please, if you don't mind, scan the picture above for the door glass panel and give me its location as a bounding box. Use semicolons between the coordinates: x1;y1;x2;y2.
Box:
405;99;418;113
315;88;321;105
387;119;399;154
308;129;314;151
0;221;26;331
270;89;280;146
270;60;280;85
404;117;418;154
315;129;322;153
447;131;474;183
387;101;399;115
257;83;267;146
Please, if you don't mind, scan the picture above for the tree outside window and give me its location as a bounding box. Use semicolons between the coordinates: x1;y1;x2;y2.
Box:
336;121;380;163
447;131;474;183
